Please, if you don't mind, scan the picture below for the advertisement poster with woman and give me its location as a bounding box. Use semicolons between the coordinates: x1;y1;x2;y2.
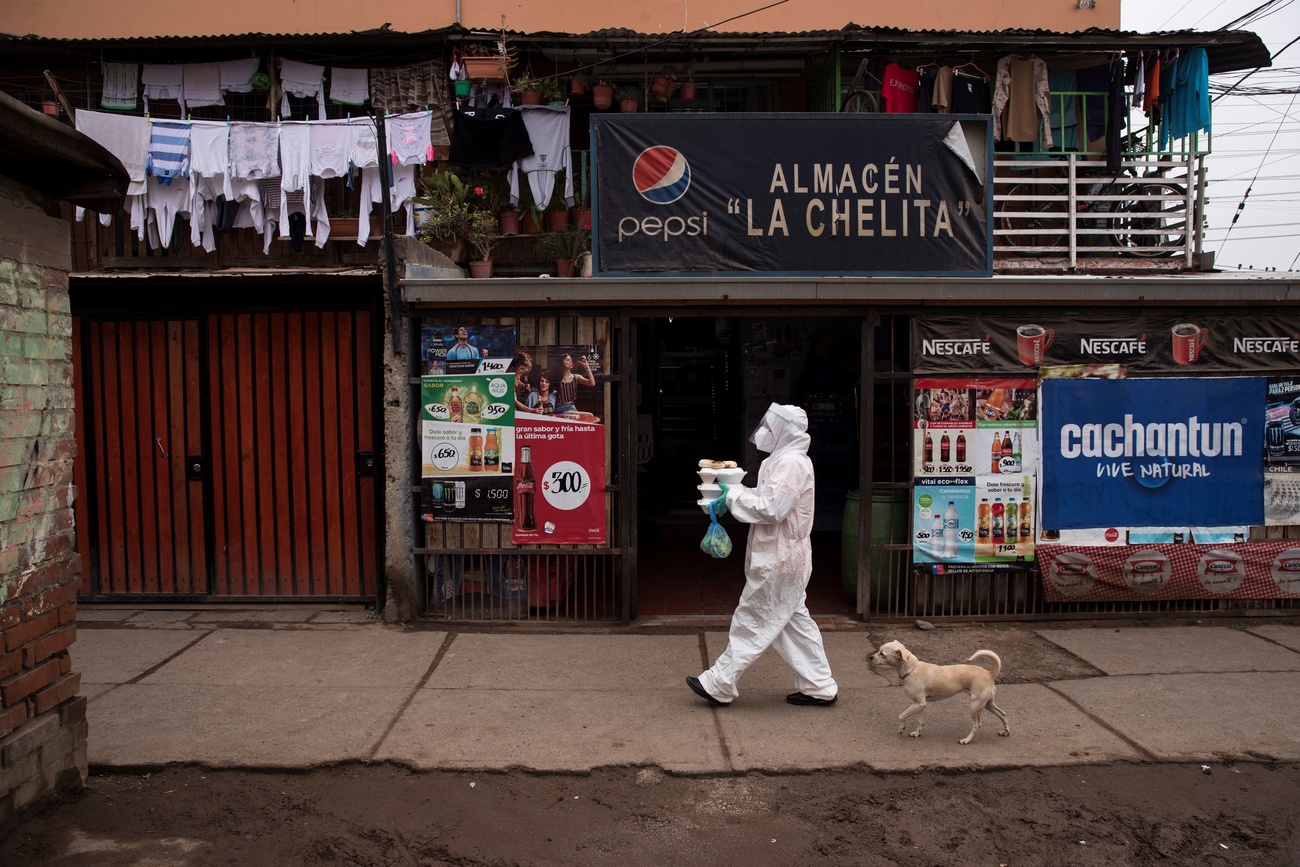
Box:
512;341;607;545
912;378;1038;563
420;374;515;522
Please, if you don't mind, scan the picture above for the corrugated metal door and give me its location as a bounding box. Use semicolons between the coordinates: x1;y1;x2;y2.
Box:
74;309;378;600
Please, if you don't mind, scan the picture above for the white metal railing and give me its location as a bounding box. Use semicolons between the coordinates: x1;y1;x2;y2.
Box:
992;154;1200;268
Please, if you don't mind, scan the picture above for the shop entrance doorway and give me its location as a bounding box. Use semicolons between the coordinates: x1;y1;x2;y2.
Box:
634;315;861;618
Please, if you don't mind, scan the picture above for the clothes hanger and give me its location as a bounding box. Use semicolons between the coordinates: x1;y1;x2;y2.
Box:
953;60;988;81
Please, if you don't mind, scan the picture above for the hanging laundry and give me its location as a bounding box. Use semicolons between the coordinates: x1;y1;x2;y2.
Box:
882;62;920;113
950;68;991;114
1106;56;1128;172
309;121;352;179
1164;47;1209;147
929;66;955;113
1046;70;1078;151
147;120;191;184
449;106;534;170
183;63;224;108
219;59;261;95
507;105;575;213
229;122;281;180
993;56;1051;146
1143;52;1162;113
145;174;192;247
369;60;452;147
279;58;327;119
100;62;138;110
75;110;149;195
142;64;185;115
330;68;369;105
348;118;380;170
1131;53;1146;110
1074;63;1111;146
278;122;313;239
357;164;416;245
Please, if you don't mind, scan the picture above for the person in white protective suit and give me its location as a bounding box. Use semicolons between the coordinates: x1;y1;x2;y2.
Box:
686;403;839;708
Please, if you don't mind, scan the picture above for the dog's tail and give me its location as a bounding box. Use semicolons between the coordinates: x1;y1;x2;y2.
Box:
968;649;1001;680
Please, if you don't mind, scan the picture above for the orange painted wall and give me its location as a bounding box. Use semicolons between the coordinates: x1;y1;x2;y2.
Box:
1;0;1117;41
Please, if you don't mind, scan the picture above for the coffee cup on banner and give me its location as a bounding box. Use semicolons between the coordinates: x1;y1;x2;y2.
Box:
1016;324;1054;366
1171;322;1208;365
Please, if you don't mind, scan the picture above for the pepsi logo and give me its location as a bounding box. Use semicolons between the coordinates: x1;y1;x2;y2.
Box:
633;146;691;204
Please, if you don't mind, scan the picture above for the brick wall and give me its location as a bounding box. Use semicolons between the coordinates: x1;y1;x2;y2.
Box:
0;175;87;828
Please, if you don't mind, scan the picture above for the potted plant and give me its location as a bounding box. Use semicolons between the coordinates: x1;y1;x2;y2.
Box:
516;181;544;235
592;79;614;110
534;223;590;277
569;72;588;97
465;208;500;277
615;84;640;113
650;65;678;101
512;74;542;105
462;42;512;82
678;53;698;101
413;170;475;262
539;77;565;105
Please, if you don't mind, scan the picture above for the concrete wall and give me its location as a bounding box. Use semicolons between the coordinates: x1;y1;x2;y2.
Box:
0;175;87;828
0;0;1116;41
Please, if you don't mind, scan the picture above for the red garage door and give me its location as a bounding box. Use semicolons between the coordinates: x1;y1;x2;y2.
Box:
73;309;379;600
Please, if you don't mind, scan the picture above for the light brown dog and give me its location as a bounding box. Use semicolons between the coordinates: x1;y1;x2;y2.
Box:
868;640;1010;745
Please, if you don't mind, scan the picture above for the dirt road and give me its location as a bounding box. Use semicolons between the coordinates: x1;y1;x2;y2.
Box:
4;761;1299;865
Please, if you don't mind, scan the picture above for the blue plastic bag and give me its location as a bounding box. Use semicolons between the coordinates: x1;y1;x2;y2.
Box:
700;499;733;558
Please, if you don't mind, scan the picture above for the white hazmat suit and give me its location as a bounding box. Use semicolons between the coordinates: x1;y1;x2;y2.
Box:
693;403;838;705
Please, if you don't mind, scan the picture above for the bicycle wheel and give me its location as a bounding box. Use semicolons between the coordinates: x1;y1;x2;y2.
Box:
1113;182;1187;258
841;89;879;113
997;182;1067;254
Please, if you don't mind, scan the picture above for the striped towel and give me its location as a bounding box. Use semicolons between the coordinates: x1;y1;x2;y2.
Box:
147;120;191;185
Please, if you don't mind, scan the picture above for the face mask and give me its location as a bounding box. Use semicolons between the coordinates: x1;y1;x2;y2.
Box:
752;424;775;453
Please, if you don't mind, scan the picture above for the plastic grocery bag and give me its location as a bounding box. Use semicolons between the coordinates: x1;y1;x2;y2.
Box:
700;499;733;558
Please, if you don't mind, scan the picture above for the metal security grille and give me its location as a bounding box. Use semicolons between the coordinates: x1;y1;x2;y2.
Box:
416;314;629;622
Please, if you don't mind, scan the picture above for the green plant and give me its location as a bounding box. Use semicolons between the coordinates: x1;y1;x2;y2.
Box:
511;74;540;96
414;170;475;244
466;209;500;261
614;84;640;101
539;78;564;103
534;224;590;263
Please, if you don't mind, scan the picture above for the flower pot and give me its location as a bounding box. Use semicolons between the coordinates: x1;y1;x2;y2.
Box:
521;210;543;235
453;78;472;98
545;209;570;232
592;84;614;110
520;89;542;106
569;208;592;230
497;209;521;235
570;77;587;96
428;238;467;264
619;98;639;113
555;258;575;278
650;76;674;101
462;56;510;81
41;100;58;117
468;259;494;278
678;81;697;101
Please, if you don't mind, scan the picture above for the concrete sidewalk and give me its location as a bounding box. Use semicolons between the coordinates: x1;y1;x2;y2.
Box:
75;607;1300;773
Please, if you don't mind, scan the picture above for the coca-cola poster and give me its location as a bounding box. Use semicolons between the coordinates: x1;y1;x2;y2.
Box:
419;374;516;523
512;416;607;545
912;377;1038;564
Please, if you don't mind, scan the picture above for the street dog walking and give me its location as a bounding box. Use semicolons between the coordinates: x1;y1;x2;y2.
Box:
869;640;1010;745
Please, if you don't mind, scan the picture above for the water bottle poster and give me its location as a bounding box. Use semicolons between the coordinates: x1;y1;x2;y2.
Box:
419;374;516;523
913;479;975;564
1041;377;1265;530
512;416;607;545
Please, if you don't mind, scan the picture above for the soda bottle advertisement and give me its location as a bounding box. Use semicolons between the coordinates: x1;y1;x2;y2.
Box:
420;374;515;523
512;416;607;545
913;377;1038;562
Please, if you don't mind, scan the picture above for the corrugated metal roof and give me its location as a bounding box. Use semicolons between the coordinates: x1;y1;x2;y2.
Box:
0;24;1270;74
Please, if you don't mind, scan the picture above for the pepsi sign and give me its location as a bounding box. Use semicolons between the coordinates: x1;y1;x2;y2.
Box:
592;113;991;276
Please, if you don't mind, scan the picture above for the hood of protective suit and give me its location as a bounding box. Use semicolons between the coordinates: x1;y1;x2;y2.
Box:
754;403;811;458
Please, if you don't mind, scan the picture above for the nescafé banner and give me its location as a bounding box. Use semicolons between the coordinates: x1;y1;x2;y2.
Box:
1040;378;1265;530
1038;542;1300;602
591;114;990;276
914;313;1300;374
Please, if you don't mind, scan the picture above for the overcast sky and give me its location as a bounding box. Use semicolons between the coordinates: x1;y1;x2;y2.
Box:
1122;0;1300;273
